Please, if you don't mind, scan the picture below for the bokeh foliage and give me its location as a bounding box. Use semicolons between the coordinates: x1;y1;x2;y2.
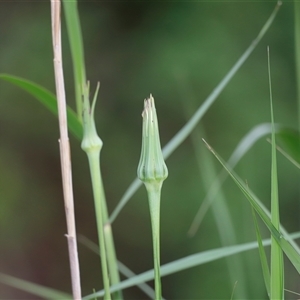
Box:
0;2;299;299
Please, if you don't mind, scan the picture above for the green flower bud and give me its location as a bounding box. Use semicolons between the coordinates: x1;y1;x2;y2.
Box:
137;95;168;185
81;82;103;154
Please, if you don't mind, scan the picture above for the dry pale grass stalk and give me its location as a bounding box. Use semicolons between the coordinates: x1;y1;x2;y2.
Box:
50;1;81;299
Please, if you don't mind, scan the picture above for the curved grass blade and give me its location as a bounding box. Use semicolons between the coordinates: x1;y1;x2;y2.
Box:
0;272;71;300
109;2;282;224
186;123;298;238
0;74;83;140
193;126;248;298
202;139;300;274
188;123;274;236
82;232;300;300
178;68;248;296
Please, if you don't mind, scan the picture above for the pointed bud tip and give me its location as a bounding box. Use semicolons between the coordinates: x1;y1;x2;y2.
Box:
142;94;155;118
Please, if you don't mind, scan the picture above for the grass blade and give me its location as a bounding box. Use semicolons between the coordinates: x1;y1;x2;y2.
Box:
202;139;300;274
62;0;86;121
0;74;83;140
252;208;270;296
82;232;300;300
178;74;248;297
188;123;274;236
0;272;71;300
78;235;166;300
63;0;86;121
194;126;248;298
268;47;284;299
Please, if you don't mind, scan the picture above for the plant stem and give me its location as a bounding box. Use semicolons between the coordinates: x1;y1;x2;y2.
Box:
91;158;122;300
64;0;122;295
86;151;111;300
137;96;167;300
81;83;111;299
145;183;162;300
81;83;121;300
50;1;81;299
103;220;123;300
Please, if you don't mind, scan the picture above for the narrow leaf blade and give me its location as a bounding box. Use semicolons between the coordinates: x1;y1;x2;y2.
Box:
252;208;270;296
0;272;71;300
268;47;284;300
202;139;300;274
0;74;83;140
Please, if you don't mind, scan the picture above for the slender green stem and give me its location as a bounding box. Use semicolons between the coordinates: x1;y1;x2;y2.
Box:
145;183;162;300
87;151;111;300
86;145;122;300
137;96;167;300
63;3;122;294
81;83;122;300
102;202;123;300
81;83;110;299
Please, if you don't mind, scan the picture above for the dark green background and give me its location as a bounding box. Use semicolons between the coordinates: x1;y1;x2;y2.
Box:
0;1;299;299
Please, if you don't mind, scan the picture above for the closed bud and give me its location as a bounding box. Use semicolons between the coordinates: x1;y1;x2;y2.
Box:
81;82;103;154
137;95;168;186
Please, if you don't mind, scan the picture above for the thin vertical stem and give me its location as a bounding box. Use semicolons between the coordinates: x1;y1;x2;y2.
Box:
81;83;112;300
137;96;167;300
103;211;123;300
63;0;122;295
146;184;162;300
86;152;111;300
50;1;81;299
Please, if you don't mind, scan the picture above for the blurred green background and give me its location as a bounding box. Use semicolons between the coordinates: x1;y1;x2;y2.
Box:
0;1;299;299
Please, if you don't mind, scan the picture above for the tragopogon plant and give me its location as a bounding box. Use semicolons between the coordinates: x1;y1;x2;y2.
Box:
137;95;168;300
